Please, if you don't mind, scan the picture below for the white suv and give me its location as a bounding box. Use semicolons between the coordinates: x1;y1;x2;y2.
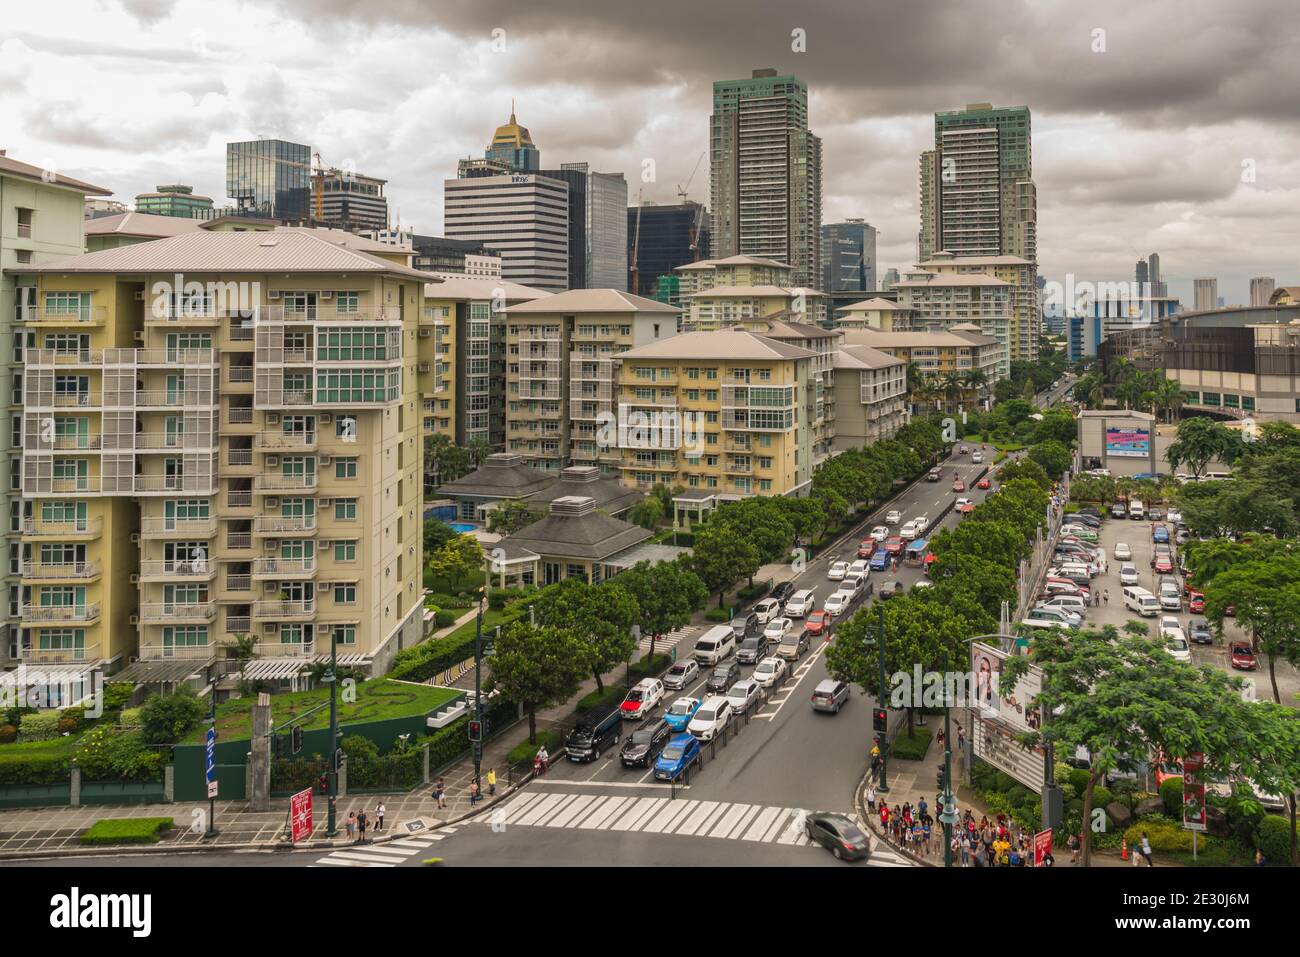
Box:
687;696;734;741
784;589;816;618
752;598;782;624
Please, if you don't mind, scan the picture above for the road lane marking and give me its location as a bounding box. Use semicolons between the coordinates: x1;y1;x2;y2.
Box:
545;793;599;828
578;795;630;829
642;799;695;834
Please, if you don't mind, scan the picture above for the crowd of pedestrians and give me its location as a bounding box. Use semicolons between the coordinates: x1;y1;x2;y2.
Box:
867;787;1052;867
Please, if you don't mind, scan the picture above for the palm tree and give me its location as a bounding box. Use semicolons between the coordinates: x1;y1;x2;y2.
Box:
1150;376;1184;423
466;437;491;469
939;372;965;412
226;633;259;692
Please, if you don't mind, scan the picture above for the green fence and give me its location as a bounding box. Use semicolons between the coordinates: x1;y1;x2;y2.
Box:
80;780;167;806
0;782;71;809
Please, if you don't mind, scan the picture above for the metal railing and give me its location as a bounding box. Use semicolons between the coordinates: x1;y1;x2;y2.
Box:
138;603;217;623
253;514;317;534
252;599;316;619
252;556;317;576
138;559;215;577
21;561;99;580
21;602;100;623
139;516;218;536
22;517;103;537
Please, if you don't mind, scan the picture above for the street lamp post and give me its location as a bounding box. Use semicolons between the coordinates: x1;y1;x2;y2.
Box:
324;628;338;837
865;600;889;793
938;651;959;867
472;595;485;787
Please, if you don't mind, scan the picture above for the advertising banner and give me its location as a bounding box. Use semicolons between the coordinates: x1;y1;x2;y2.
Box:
1105;427;1150;458
973;715;1047;793
1034;829;1054;866
970;642;1044;736
290;788;314;844
1182;751;1207;832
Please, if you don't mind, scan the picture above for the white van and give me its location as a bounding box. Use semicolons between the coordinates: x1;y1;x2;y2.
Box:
784;589;817;618
1128;499;1145;520
1122;586;1160;617
692;625;736;666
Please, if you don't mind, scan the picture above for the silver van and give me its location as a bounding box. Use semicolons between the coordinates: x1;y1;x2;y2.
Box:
692;624;736;666
811;679;851;714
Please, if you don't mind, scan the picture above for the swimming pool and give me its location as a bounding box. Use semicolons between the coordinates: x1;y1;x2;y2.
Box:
448;522;477;533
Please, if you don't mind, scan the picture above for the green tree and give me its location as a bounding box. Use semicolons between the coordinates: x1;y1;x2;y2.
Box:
616;559;709;659
1166;417;1242;480
1031;408;1077;446
1203;553;1300;704
691;525;761;608
487;620;591;742
926;551;1017;618
225;632;259;692
429;534;483;591
139;689;206;745
626;496;664;530
714;498;795;561
1003;628;1255;866
528;578;640;693
423;517;459;555
929;519;1030;570
1239;702;1300;865
1028;439;1072;479
424;434;472;485
994;458;1051;491
487;498;543;535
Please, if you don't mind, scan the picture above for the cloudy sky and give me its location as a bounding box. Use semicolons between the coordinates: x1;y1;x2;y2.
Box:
5;0;1299;305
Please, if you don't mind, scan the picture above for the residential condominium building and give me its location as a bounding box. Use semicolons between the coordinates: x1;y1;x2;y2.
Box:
12;228;427;676
1;151;113;668
614;328;816;498
503;289;679;474
917;252;1039;363
832;344;909;451
84;212;207;252
710;69;822;287
134;184;214;219
834;297;916;331
839;327;1002;396
892;268;1013;376
674;255;825;327
1193;278;1219;313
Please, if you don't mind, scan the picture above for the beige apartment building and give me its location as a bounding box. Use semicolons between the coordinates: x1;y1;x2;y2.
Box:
613;328;816;499
893;268;1013;375
14;229;427;677
832;345;909;450
917;252;1038;363
839;326;1002;392
834;297;916;331
504;289;679;474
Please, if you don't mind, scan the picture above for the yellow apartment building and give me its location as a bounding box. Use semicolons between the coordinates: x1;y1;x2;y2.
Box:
613;328;816;504
503;289;679;474
917;251;1038;363
833;297;916;332
16;228;427;677
839;326;1002;392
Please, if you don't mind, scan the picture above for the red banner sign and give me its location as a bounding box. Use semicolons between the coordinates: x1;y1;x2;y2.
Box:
1182;752;1207;832
1033;828;1053;866
290;788;314;844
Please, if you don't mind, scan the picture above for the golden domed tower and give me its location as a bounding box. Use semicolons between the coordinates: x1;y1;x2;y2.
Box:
486;100;540;171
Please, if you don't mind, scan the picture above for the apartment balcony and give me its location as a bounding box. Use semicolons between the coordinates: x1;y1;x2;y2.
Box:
252;640;315;658
723;461;754;476
262;305;402;324
149;306;222;326
228;407;254;424
132;348;217;366
252;514;317;536
134;474;217;494
134;391;213;409
138;559;217;581
51;392;97;409
254;431;317;451
20;642;101;665
23;349;105;368
138;602;217;624
225;490;254;509
21;517;103;540
224;615;251;634
21;561;100;582
228;365;254;384
252;556;317;579
254;473;318;493
517;328;562;341
134;432;215;452
277;390;314;407
226;448;254;467
45;477;102;494
22;603;101;624
139;515;218;537
224;575;253;593
283;349;311;365
252;599;316;620
135;641;215;661
24;307;107;326
226;532;252;550
48;435;102;451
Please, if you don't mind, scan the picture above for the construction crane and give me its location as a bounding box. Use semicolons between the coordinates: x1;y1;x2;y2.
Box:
676;152;705;203
629;189;644;295
312;152;325;220
688;202;706;262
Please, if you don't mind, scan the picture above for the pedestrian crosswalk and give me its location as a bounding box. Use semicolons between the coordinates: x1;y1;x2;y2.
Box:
309;825;459;867
475;790;913;866
637;626;699;655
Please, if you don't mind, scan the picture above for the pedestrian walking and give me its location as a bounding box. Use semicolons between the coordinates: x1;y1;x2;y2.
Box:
374;800;385;832
435;777;447;809
345;811;356;841
1103;589;1110;606
866;784;877;812
1093;588;1100;607
356;810;368;844
921;820;932;856
469;778;481;806
1068;832;1080;864
1139;832;1154;867
936;727;945;752
956;724;966;751
487;767;497;796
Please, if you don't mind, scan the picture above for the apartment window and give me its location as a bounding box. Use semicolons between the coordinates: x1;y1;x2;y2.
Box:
686;368;700;380
163;626;208;649
38;629;85;652
335;292;360;313
332;625;357;645
317;329;389;361
15;250;32;265
336;416;358;439
757;369;772;381
334;457;358;479
334;540;357;562
759;480;773;492
316;369;397;403
705;368;718;380
705;455;718;466
16;207;33;238
334;498;358;520
333;583;357;604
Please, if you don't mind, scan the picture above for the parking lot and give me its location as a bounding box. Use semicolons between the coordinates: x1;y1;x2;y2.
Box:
1058;508;1300;705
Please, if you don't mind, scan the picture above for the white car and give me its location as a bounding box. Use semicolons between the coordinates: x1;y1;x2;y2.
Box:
1159;580;1182;611
912;515;930;534
687;696;733;741
823;591;853;616
848;559;869;579
752;598;782;624
1167;508;1183;525
1026;606;1082;629
842;574;866;599
870;525;889;542
620;677;665;720
971;452;983;464
764;617;792;642
1119;563;1140;586
752;656;788;689
885;510;902;525
1163;634;1191;663
1160;615;1183;634
827;561;849;581
899;520;920;539
1113;542;1132;561
725;679;764;715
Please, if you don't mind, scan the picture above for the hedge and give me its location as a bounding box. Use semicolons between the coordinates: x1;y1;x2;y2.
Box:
890;725;933;760
81;817;174;845
1124;819;1200;854
0;738;81;785
506;730;564;765
629;652;671;683
18;711;61;742
1159;777;1183;817
704;608;730;623
1253;815;1296;865
390;627;479;682
576;684;625;715
737;581;771;601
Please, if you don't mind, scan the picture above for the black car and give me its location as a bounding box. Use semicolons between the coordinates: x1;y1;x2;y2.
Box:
736;635;769;665
619;718;672;768
1077;506;1102;519
729;611;760;640
706;660;741;693
1110;503;1127;519
1189;619;1213;645
805;811;871;862
1071;512;1102;528
879;580;903;600
771;581;797;606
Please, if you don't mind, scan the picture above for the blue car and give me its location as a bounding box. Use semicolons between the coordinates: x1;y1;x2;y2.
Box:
869;551;890;572
1152;524;1169;544
654;733;703;781
662;697;701;733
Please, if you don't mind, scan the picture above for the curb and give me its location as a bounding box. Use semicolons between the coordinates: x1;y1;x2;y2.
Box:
855;765;936;868
0;774;534;862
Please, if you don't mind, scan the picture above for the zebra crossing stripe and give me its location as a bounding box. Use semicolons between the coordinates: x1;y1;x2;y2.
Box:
334;844;411;860
577;795;629;829
606;797;661;831
642;799;694;834
776;809;810;844
493;791;542;825
673;800;724;836
546;793;599;828
319;852;398;867
742;805;783;842
531;792;582;827
516;792;568;826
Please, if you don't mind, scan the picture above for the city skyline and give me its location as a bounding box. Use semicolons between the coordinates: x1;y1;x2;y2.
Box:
4;0;1299;303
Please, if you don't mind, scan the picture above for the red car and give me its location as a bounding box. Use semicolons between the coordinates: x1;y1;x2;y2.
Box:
1229;641;1257;670
976;477;991;490
1154;755;1183;789
952;479;966;492
857;538;877;559
883;535;905;555
1188;591;1205;613
805;610;833;637
1153;554;1174;573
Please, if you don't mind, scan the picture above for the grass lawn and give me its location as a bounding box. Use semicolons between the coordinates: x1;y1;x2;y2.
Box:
422;567;485;597
506;729;564;765
81;817;174;845
439;606;509;644
889;725;934;760
182;679;461;744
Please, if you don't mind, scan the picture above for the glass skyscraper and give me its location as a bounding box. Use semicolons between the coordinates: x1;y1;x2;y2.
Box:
225;138;312;221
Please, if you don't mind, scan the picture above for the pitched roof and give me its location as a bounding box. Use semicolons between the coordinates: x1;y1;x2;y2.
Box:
676;255;793;271
839;328;1000;349
839;296;912;312
0;153;112;195
437;454;554;499
425;277;552;302
617;328;816;361
920;254;1033;267
21;228;430;279
504;288;678;314
739;315;842;341
529;468;644;514
502;509;651;562
85;211;208;239
834;344;907;371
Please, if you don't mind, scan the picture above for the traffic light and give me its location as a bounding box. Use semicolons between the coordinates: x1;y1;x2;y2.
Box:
872;708;888;733
291;725;303;755
468;720;482;743
272;734;284;758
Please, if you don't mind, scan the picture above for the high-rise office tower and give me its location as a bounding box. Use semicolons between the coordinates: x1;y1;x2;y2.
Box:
1147;253;1165;297
1250;277;1276;307
881;268;900;290
314;168;389;233
821;220;877;293
135;184;214;219
226;138;313;222
627;202;710;300
1135;259;1149;290
543;163;628;290
919;104;1036;261
485;105;540;172
709;68;822;287
1193;278;1218;312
